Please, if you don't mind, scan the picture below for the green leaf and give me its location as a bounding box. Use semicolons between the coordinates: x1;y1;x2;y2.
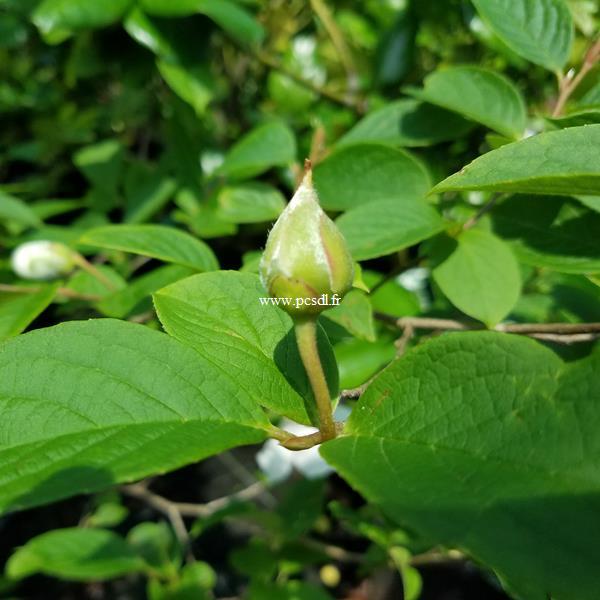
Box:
0;319;269;513
157;59;215;116
405;66;526;138
276;479;326;539
579;81;600;107
336;198;445;260
123;7;177;58
127;522;180;577
389;547;422;600
491;195;600;273
545;107;600;128
577;195;600;213
97;265;194;318
0;192;42;228
314;144;431;211
153;271;339;426
249;580;334;600
217;183;285;223
433;125;600;196
73;139;124;194
149;561;215;599
124;164;177;224
86;502;129;528
334;338;396;390
362;271;421;317
33;0;133;43
139;0;264;44
324;290;376;342
471;0;574;71
322;333;600;600
80;224;219;271
7;528;143;581
431;229;521;326
338;99;474;148
216;122;296;180
0;284;58;340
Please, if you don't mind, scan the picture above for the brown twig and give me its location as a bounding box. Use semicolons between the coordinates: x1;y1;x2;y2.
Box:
0;283;102;302
552;38;600;117
121;478;270;559
376;314;600;345
121;480;268;523
71;252;117;291
310;0;359;96
340;385;368;400
309;125;328;166
251;49;365;113
271;422;345;450
463;193;502;230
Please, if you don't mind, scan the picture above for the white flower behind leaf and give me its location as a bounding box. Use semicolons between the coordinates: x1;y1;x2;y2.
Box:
11;240;74;281
256;405;351;484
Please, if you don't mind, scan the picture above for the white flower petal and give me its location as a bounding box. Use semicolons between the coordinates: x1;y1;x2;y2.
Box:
291;446;333;479
11;241;73;281
256;439;294;484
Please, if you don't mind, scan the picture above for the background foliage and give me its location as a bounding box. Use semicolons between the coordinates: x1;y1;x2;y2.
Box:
0;0;599;599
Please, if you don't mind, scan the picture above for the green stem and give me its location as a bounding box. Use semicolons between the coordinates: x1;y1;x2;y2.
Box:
294;318;337;441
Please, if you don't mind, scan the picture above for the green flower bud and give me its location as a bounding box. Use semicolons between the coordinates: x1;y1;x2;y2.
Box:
260;164;354;316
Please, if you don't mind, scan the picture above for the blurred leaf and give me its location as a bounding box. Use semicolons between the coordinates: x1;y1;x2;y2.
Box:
33;0;133;44
148;561;215;599
124;8;177;58
277;479;325;539
406;66;526;138
314;144;431;211
375;8;416;86
471;0;573;71
86;502;129;528
30;200;81;221
217;122;296;180
124;164;177;224
140;0;264;44
248;580;334;600
338;99;474;148
576;195;600;213
95;264;193;318
230;538;278;579
491;195;600;273
80;224;219;271
7;528;144;581
579;81;600;107
334;337;396;390
128;522;180;577
545;108;600;128
389;546;422;600
431;229;521;326
433;126;600;196
73;139;124;195
337;198;445;260
217;182;285;223
362;271;421;317
157;59;215;116
0;192;42;228
0;283;58;341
